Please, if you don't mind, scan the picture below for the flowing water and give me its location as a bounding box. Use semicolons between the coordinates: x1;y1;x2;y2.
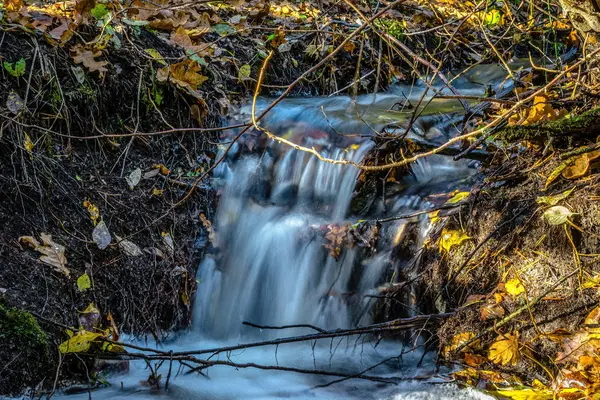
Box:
47;63;524;400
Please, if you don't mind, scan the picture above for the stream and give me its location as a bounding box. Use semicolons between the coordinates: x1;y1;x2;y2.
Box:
52;63;522;400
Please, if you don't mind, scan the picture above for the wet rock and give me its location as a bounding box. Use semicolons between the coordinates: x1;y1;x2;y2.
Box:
271;182;298;206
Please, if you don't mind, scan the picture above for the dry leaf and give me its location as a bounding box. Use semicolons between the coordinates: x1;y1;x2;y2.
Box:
115;235;142;256
7;90;24;115
59;330;102;354
70;44;108;75
543;205;575;225
439;228;471;253
156;59;208;93
562;150;600;180
444;332;478;357
19;233;69;276
83;200;100;225
126;168;142;190
162;232;174;255
446;191;469;204
323;224;348;260
92;220;112;250
488;332;520;366
199;213;215;243
23;132;34;154
464;353;487;367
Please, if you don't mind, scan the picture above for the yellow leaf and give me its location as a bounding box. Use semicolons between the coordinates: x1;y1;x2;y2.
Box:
24;133;34;154
152;164;171;175
77;272;91;292
83;200;100;225
144;48;167;66
444;332;477;357
152;187;164;196
439;228;471;253
491;388;553;400
59;330;102;354
562;149;600;180
429;210;440;224
505;278;525;296
488;332;520;366
446;191;469;204
544;159;574;190
536;187;575;206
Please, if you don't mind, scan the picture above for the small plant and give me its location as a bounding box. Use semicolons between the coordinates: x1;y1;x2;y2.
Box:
3;58;26;77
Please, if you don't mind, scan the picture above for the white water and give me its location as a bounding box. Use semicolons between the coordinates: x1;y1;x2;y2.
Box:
44;64;523;400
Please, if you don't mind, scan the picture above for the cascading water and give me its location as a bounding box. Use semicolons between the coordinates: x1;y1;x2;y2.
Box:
51;63;522;400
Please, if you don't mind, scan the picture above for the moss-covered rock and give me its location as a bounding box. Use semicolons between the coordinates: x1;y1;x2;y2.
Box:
0;303;49;395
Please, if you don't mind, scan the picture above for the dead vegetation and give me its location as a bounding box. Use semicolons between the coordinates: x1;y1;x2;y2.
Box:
2;0;600;397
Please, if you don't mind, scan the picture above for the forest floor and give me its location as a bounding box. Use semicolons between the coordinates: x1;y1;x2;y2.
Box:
1;0;599;398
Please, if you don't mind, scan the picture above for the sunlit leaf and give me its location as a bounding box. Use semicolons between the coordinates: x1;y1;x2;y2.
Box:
439;228;471;253
543;205;575;225
505;278;525;297
83;200;100;225
536;187;575;206
488;332;520;366
446;191;470;204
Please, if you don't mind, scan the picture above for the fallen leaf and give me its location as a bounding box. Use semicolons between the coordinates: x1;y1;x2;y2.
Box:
562;150;600;180
238;64;251;82
162;232;174;255
70;44;108;75
488;332;520;366
444;332;478;357
446;191;469;204
6;90;24;115
536;187;575;206
115;235;142;256
49;19;72;43
156;59;208;94
19;233;69;276
543;205;575;225
23;132;34;154
464;353;487;367
439;228;471;253
144;48;167;66
323;224;348;260
199;213;215;243
83;200;100;225
59;330;102;354
505;278;525;297
585;307;600;325
77;272;91;292
92;220;112;250
126;168;142;190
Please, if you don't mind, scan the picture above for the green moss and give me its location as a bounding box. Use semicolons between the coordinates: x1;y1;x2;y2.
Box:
0;303;49;395
374;18;405;40
498;107;600;145
0;303;47;352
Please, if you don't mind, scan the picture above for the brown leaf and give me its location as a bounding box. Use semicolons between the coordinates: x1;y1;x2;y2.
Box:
171;26;193;48
562;150;600;180
19;233;69;276
74;0;96;24
70;45;108;75
156;59;208;93
323;223;349;260
464;353;487;367
49;19;73;44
